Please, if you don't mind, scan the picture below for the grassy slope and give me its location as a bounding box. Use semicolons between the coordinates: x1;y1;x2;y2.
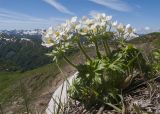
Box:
0;50;84;113
0;63;55;101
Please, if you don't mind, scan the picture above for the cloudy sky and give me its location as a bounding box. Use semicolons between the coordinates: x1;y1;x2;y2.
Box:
0;0;160;33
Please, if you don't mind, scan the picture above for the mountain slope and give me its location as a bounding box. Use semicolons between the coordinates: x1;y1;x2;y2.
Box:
0;33;52;71
130;32;160;46
0;49;85;114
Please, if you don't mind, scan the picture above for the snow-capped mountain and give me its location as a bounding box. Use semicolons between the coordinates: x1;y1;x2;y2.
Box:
0;29;43;36
0;29;43;43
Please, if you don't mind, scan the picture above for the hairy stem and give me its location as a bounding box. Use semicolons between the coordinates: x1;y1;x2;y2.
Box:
105;40;111;56
56;61;70;85
77;40;92;61
102;38;111;57
93;40;101;59
102;40;109;56
63;55;77;68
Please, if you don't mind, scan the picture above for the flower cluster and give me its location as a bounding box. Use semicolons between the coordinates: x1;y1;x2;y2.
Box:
42;16;77;47
42;13;136;48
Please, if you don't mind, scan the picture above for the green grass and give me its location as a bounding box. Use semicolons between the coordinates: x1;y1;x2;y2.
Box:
0;72;21;92
0;72;23;103
0;63;60;104
152;39;160;47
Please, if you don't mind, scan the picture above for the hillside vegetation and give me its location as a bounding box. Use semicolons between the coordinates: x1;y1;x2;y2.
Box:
0;33;52;71
130;32;160;47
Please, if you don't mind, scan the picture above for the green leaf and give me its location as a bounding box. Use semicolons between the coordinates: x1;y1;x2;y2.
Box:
106;103;122;112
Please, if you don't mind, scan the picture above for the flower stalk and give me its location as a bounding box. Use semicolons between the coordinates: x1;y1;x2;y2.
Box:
93;37;102;59
77;40;92;61
63;55;77;68
102;40;109;56
102;38;111;57
105;40;111;55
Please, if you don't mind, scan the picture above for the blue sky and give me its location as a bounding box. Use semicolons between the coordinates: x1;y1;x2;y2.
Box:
0;0;160;33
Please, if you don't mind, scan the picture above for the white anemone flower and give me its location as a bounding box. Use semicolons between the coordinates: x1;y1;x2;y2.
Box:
101;15;112;22
126;24;131;29
75;23;82;30
47;26;54;35
106;16;112;21
42;13;137;48
85;19;95;27
93;13;105;20
112;21;118;27
100;21;106;26
42;34;55;47
117;23;126;33
75;19;92;35
79;26;90;35
127;27;133;34
93;13;112;22
126;24;135;34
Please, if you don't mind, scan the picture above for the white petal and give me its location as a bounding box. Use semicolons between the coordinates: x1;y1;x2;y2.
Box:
107;16;112;21
102;13;106;17
126;24;131;29
42;43;54;48
71;16;77;23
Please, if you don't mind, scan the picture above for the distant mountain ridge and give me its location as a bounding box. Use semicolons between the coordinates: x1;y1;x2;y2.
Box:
130;32;160;44
0;32;52;71
0;29;43;36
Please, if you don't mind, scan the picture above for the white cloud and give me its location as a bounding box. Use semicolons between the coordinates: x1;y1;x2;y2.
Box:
0;8;66;30
42;0;74;15
89;0;131;12
136;26;159;34
144;26;150;31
